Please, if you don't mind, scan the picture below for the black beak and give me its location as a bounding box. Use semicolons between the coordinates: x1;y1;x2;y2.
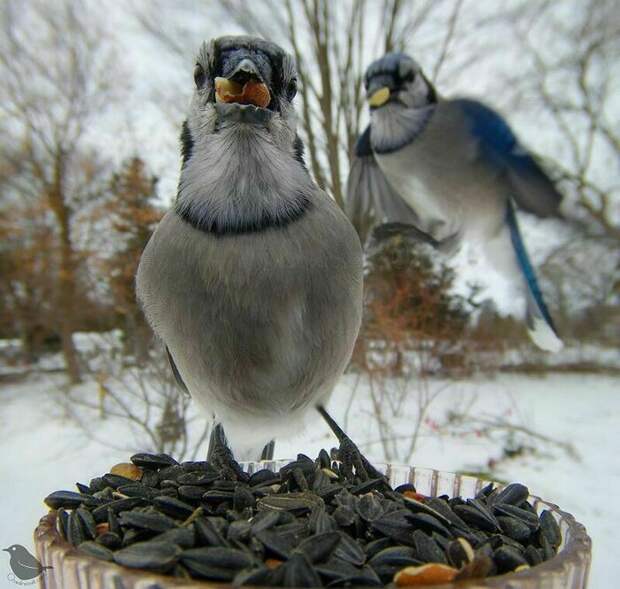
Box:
227;58;264;86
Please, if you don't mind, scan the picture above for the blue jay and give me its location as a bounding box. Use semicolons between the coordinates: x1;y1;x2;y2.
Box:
347;53;563;352
136;37;363;469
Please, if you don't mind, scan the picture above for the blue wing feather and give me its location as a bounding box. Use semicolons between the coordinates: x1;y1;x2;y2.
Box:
454;99;562;217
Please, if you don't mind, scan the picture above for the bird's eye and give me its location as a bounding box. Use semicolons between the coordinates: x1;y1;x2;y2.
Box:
194;63;206;88
286;78;298;100
400;69;415;83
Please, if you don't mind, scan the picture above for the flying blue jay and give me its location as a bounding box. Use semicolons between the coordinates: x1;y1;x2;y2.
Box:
347;53;563;352
137;37;364;470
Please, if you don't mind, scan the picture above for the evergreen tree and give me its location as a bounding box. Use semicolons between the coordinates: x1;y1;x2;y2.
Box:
104;157;162;362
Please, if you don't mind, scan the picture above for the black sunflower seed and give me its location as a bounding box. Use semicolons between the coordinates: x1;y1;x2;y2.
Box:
95;532;122;550
453;503;498;532
412;529;447;564
493;545;528;573
406;512;452;537
177;472;219;486
332;533;366;566
56;508;68;540
118;511;178;533
154;527;195;548
140;470;160;488
117;483;156;499
525;544;543;566
539;529;556;560
195;517;229;547
177;485;209;503
75;482;91;494
296;531;342;563
498;515;532;541
114;540;181;571
540;510;561;547
67;510;87;546
357;493;384;522
309;506;337;534
447;537;474;568
281;553;323;588
102;473;138;489
233;486;255;512
333;505;357;527
91;497;145;522
494;503;540;531
255;529;292;559
130;452;179;470
152;496;194;519
315;558;360;582
492;483;529;506
44;490;94;510
76;506;97;540
234;566;274;586
180;546;254;580
227;520;252;542
371;509;414;545
368;546;421;581
257;493;322;514
78;541;114;561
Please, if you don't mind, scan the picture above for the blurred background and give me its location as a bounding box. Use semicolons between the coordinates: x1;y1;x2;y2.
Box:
0;0;618;587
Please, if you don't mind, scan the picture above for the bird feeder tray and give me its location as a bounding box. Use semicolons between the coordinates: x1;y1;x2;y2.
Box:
34;464;591;589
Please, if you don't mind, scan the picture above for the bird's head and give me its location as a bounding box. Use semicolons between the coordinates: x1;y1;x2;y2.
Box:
364;53;436;112
3;545;20;554
188;36;298;140
362;53;437;153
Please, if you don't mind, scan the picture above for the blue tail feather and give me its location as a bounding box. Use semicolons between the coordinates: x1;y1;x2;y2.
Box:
505;201;556;332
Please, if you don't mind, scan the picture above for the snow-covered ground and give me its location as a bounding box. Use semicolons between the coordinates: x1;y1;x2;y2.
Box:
0;371;618;588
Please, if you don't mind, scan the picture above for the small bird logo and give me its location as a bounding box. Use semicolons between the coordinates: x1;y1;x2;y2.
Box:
3;545;52;581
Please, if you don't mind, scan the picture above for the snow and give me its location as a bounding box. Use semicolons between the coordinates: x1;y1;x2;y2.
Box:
0;370;618;588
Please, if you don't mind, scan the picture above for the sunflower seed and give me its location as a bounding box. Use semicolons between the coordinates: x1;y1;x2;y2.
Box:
114;540;181;571
78;541;114;561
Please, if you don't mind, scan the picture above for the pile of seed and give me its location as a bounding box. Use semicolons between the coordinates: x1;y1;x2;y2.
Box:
44;451;561;587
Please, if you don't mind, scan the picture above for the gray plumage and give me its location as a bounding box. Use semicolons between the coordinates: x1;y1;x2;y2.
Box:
347;53;563;352
137;36;363;459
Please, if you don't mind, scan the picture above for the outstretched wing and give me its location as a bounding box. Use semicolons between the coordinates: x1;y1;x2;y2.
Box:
455;99;562;217
166;346;189;395
346;126;426;244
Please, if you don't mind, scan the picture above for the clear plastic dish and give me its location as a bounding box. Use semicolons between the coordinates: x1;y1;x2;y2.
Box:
35;462;592;588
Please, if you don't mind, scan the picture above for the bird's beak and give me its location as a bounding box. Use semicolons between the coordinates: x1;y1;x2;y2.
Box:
2;548;9;552
215;58;271;110
368;87;391;108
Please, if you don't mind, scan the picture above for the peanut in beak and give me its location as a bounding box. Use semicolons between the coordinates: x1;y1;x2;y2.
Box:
215;77;271;109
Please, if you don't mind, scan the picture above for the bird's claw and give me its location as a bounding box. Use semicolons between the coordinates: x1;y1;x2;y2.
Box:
207;424;249;482
318;405;385;483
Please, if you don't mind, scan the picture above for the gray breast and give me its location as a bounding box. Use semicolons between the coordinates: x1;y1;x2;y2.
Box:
136;196;363;420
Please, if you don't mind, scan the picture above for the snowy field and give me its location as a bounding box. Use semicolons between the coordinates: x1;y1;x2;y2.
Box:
0;370;618;589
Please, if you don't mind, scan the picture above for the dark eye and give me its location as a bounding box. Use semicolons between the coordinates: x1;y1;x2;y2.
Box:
194;63;206;88
400;69;415;83
286;78;298;100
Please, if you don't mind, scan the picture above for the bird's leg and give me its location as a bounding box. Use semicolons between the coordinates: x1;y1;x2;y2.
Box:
316;405;386;482
207;423;249;482
260;440;275;461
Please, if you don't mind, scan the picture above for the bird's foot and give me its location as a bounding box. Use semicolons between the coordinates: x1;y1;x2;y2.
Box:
260;440;275;461
317;405;385;482
207;424;249;482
